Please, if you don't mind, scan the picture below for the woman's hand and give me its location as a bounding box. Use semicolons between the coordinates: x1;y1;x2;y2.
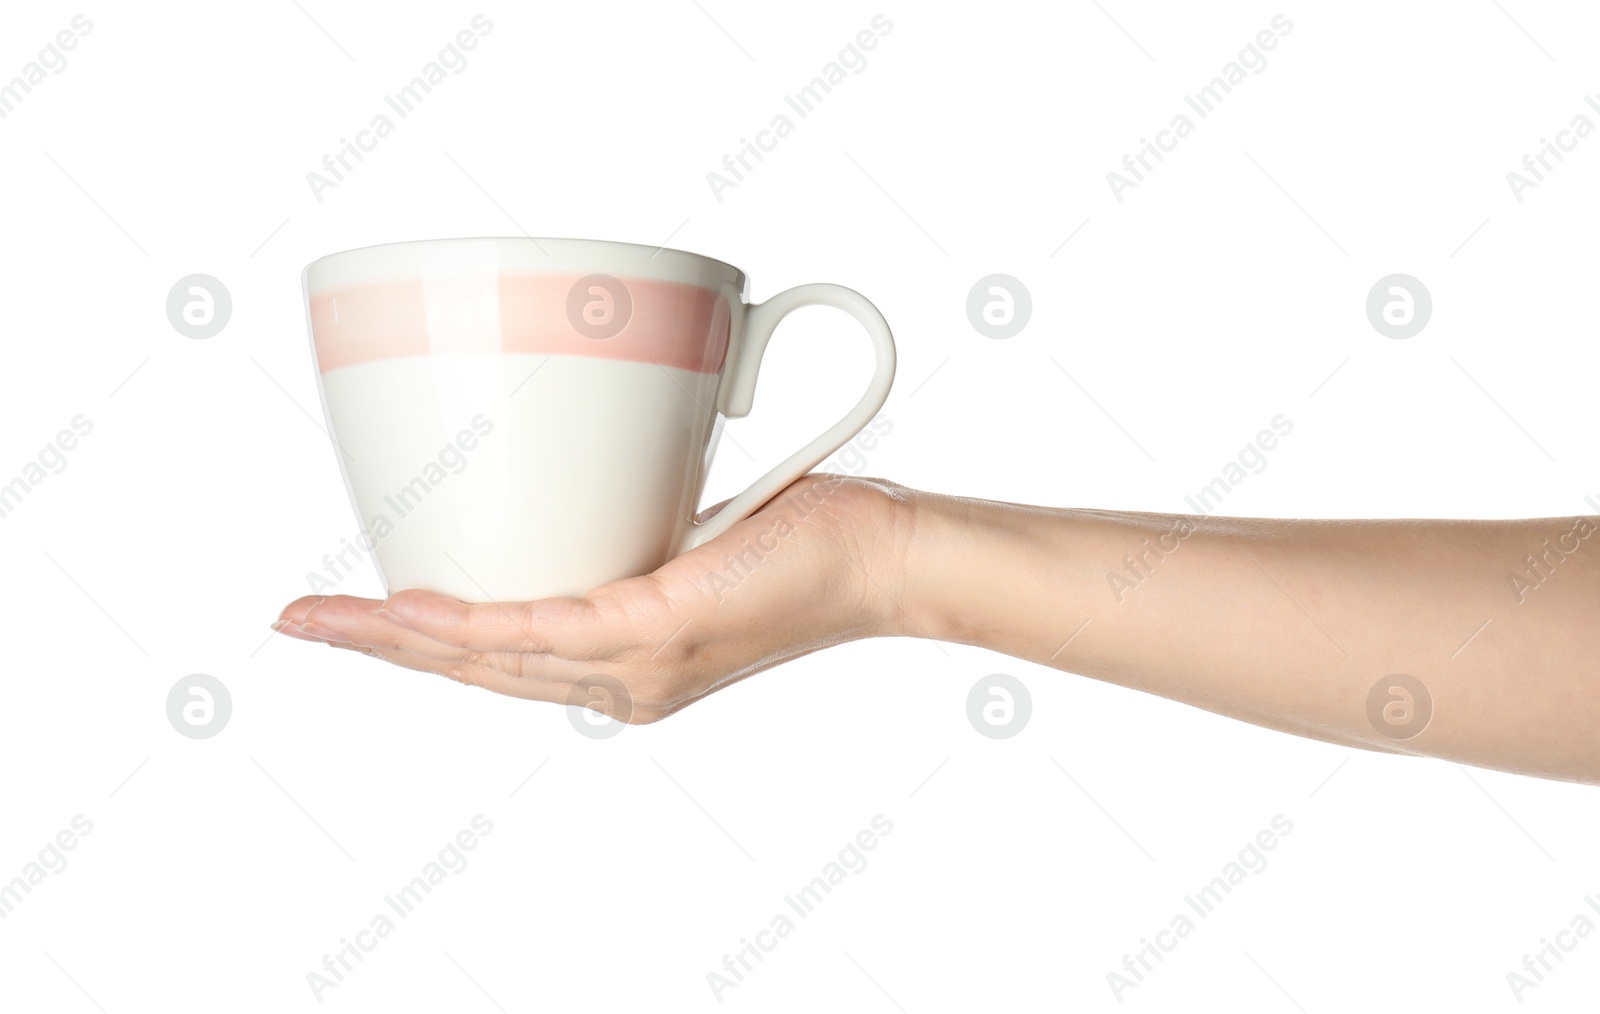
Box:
276;468;1600;781
273;474;911;722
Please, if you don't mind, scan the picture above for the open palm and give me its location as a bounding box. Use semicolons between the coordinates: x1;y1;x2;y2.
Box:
274;474;907;722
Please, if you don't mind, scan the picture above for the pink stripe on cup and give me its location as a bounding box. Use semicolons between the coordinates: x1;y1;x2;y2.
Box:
309;273;731;375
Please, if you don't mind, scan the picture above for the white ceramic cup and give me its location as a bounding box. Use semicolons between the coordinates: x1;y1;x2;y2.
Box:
302;237;896;603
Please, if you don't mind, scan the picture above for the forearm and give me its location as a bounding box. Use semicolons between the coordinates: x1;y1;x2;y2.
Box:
886;487;1600;783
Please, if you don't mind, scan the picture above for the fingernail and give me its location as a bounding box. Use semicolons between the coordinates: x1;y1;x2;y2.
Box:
273;620;322;643
296;621;351;643
374;606;417;631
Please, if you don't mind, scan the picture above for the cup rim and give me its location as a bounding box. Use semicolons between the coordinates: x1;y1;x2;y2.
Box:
302;235;747;285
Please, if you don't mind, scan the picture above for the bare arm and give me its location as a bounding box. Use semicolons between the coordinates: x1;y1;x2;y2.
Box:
891;489;1600;782
276;476;1600;784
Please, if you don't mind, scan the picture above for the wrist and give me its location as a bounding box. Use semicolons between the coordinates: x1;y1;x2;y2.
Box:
775;472;926;642
877;486;1074;653
872;484;967;643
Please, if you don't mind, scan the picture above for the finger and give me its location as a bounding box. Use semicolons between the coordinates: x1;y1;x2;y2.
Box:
378;588;635;658
271;619;332;643
303;607;590;684
279;595;338;627
335;641;586;704
277;593;614;679
283;594;487;663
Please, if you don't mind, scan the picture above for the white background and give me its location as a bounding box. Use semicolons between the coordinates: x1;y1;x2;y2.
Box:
2;1;1597;1010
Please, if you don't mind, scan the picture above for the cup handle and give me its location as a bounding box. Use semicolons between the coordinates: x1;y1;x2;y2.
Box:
675;283;896;553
